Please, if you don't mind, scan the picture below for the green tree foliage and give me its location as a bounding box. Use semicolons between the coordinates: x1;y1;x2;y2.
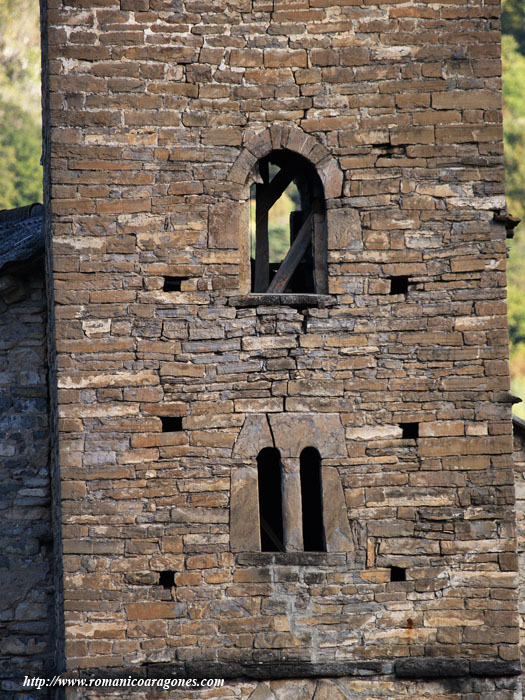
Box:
502;0;525;54
502;33;525;346
502;35;525;224
0;98;42;209
502;0;525;415
0;0;42;210
0;0;41;113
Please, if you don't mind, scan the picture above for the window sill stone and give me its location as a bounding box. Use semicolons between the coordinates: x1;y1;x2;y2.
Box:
235;552;347;567
228;293;334;308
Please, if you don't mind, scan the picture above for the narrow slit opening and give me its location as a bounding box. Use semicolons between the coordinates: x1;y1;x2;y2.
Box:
163;277;187;292
390;566;406;582
300;446;326;552
159;570;175;588
400;422;419;439
257;447;285;552
389;276;410;295
161;416;183;432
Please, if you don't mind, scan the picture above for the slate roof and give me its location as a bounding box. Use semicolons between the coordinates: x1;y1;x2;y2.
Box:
0;203;44;272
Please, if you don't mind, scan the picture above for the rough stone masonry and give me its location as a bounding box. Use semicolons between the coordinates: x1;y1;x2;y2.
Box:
0;206;54;697
41;0;522;697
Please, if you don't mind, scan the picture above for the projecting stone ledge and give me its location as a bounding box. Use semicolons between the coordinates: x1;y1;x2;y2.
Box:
63;659;522;682
64;661;392;681
228;294;335;308
394;658;521;679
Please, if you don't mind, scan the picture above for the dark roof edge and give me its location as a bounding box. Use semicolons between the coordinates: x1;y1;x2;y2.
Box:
0;202;43;224
0;203;44;273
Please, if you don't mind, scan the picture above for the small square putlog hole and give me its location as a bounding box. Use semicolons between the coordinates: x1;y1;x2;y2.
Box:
390;566;406;582
159;570;175;588
161;416;183;432
163;277;186;292
400;422;419;439
389;276;410;295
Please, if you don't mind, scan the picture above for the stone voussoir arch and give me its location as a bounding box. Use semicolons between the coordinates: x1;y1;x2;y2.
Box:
227;124;344;200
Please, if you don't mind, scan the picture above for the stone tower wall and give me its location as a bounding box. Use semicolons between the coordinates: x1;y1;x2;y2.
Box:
44;0;520;690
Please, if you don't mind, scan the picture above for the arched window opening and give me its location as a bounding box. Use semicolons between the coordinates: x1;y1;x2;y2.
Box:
300;447;325;552
250;149;327;295
257;447;285;552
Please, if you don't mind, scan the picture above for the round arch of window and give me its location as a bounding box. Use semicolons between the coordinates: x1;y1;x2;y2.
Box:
250;149;327;295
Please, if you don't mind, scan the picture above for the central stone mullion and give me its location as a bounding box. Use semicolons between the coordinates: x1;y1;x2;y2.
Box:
281;457;302;552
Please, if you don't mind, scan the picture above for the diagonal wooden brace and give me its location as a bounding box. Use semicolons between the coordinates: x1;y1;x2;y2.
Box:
267;209;314;293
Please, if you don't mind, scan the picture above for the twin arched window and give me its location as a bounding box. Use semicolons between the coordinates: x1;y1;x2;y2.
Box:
257;446;325;553
250;150;327;295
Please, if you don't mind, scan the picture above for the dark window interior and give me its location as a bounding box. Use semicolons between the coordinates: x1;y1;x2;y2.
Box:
257;447;285;552
161;416;183;432
389;275;410;295
163;277;187;292
159;570;175;588
250;149;326;295
400;422;419;439
390;566;406;582
300;446;326;552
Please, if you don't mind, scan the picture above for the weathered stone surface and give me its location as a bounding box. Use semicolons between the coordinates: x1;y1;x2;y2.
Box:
323;467;353;553
269;413;346;459
319;159;344;200
327;208;362;251
233;414;274;458
271;679;316;700
312;679;348;700
231;466;260;552
209;201;240;250
470;660;522;677
282;465;303;552
395;658;469;679
248;684;276;700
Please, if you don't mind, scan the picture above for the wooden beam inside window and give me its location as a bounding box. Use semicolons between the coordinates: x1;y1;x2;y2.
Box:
253;160;270;293
267;209;314;293
312;209;327;294
254;182;269;292
255;167;295;230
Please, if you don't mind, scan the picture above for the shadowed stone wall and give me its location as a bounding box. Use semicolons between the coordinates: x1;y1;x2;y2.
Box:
0;258;54;697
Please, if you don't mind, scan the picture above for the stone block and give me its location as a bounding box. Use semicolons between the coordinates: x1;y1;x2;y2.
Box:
313;680;350;700
233;414;274;459
248;685;276;700
327;208;362;250
269;413;346;458
209;201;240;249
231;466;260;552
322;467;353;553
395;658;469;679
126;603;183;620
319;159;344;199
